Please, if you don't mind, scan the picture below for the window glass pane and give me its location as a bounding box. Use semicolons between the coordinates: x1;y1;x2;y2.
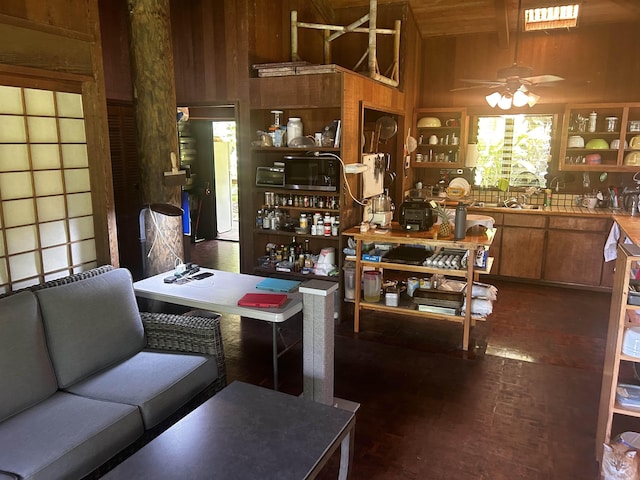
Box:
56;92;84;118
24;89;55;117
69;216;94;242
0;115;27;142
64;169;91;193
67;192;93;217
3;199;35;228
42;245;70;272
0;259;8;284
0;86;23;114
31;144;61;170
34;170;64;196
6;225;38;254
59;118;86;143
474;114;552;188
71;239;96;265
39;220;68;247
0;172;33;199
36;195;66;222
9;251;41;280
27;116;58;143
0;145;29;171
61;144;88;168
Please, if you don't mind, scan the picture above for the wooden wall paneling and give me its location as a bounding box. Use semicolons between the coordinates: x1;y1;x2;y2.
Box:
0;1;93;36
0;22;93;76
422;23;640;108
98;0;133;102
171;0;229;103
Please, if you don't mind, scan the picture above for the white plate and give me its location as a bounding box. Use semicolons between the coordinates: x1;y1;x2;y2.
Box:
448;177;470;197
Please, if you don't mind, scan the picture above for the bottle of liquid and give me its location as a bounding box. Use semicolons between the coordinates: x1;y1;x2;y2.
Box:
269;110;284;147
453;202;467;240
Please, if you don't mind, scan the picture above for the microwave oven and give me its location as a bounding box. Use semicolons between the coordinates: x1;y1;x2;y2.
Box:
255;166;285;187
283;155;338;191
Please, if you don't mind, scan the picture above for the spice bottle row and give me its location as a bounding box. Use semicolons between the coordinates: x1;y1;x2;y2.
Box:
263;192;339;210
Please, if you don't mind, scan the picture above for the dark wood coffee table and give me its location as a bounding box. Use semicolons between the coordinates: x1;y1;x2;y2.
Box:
102;381;357;479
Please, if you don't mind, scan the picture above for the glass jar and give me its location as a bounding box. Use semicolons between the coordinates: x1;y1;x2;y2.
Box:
286;118;303;145
363;271;381;303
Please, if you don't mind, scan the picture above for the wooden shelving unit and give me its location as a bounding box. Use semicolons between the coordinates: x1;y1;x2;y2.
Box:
559;102;640;171
343;223;495;351
596;243;640;465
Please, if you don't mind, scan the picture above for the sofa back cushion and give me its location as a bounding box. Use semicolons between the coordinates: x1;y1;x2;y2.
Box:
0;291;58;422
35;268;146;388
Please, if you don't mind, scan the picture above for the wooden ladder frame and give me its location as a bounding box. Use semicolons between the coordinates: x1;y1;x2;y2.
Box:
290;0;401;87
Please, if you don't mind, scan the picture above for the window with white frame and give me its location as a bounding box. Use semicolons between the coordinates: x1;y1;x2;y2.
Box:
0;85;97;293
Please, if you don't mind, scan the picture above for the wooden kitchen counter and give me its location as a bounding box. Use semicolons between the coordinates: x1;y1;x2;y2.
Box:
615;215;640;245
469;204;626;218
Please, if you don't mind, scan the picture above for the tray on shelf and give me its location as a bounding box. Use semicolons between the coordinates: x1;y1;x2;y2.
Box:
411;289;464;309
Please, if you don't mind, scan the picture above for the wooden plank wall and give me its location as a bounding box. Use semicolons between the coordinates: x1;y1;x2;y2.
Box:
0;0;118;267
421;23;640;107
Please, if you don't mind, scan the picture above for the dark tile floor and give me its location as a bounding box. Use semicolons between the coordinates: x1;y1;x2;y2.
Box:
190;240;609;480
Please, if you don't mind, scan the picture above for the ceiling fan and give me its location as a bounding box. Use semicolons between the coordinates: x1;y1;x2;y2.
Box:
452;0;565;108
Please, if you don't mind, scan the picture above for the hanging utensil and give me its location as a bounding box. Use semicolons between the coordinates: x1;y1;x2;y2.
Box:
375;116;398;144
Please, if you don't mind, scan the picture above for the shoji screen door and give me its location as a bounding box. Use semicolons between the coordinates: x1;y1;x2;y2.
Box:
0;85;97;293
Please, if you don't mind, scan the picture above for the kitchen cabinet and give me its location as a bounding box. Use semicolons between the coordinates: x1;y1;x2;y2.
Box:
543;216;612;286
472;210;503;273
412;107;468;168
559;102;640;172
344;223;495;351
498;213;547;279
595;243;640;465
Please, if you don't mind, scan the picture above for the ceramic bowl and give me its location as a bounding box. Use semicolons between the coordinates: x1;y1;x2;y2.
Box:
624;151;640;166
585;138;609;149
417;117;441;128
568;135;584;148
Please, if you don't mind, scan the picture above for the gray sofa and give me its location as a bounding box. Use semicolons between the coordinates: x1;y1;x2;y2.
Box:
0;266;226;480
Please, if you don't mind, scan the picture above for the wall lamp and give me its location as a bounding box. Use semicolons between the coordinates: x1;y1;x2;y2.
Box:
486;86;540;110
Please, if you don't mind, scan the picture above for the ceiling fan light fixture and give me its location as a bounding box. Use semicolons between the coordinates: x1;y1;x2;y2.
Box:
497;94;513;110
486;91;502;108
527;91;541;107
512;89;529;107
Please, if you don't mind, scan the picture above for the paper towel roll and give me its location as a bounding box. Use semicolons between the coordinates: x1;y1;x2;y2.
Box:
318;247;335;265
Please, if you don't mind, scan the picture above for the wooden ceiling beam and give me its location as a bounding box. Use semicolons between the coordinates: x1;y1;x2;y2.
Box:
494;0;510;49
311;0;336;24
607;0;640;15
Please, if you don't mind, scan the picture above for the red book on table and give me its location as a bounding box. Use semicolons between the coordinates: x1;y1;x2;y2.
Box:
237;293;288;308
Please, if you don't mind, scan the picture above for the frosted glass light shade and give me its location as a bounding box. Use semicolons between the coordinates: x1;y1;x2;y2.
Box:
513;89;529;107
498;94;513;110
486;91;502;108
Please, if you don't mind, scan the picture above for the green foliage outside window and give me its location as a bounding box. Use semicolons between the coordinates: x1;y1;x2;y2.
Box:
474;114;553;188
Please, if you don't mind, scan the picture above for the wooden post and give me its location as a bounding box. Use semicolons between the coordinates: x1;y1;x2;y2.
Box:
127;0;183;275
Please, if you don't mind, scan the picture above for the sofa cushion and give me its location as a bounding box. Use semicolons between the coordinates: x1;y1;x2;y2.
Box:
0;391;143;480
35;268;146;388
66;349;218;429
0;291;57;423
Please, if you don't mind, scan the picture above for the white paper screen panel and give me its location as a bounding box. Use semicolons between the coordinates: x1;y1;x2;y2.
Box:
0;85;97;291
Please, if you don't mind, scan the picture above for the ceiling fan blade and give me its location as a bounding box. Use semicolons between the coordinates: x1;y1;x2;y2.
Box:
522;74;565;85
458;78;506;86
450;84;504;92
